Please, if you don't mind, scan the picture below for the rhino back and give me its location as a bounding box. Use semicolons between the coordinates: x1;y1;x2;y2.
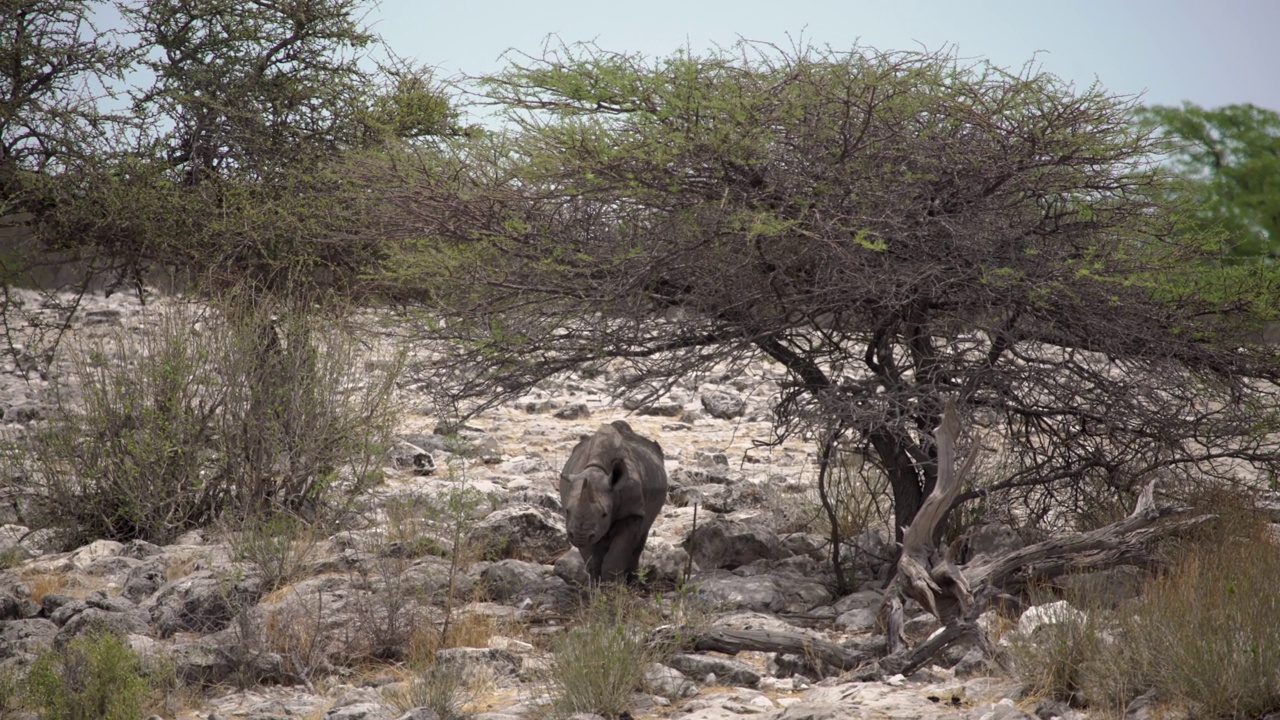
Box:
620;434;667;523
611;420;664;463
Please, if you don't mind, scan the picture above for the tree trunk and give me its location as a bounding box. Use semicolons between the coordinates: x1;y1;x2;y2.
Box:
869;429;926;541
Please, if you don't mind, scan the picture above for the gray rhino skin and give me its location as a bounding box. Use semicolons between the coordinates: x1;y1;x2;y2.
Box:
559;420;668;584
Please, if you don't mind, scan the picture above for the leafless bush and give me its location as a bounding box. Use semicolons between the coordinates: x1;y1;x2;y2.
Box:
348;451;489;664
0;296;402;546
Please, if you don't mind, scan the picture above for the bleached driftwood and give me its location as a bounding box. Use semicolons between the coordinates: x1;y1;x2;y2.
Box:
864;398;1207;679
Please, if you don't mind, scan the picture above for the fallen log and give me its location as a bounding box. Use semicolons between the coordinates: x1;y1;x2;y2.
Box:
654;626;874;674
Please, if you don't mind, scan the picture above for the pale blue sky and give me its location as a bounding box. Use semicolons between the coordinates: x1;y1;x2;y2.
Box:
370;0;1280;111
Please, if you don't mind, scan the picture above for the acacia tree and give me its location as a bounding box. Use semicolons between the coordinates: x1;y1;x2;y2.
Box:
375;43;1280;541
1;0;139;364
1;0;458;523
7;0;460;301
0;0;133;210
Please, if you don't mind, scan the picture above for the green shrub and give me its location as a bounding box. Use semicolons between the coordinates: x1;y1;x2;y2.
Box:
545;588;670;719
0;665;21;716
7;304;224;545
21;628;150;720
1;296;402;547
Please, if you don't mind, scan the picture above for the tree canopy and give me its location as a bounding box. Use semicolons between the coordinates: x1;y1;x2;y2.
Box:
1138;103;1280;260
373;42;1280;536
3;0;459;301
7;16;1280;541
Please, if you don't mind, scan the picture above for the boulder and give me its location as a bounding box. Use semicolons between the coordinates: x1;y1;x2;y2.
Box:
0;618;56;663
455;435;502;464
168;637;291;687
66;539;124;570
668;483;730;510
497;490;562;513
553;402;591;420
553;550;589;587
387;440;435;475
669;653;762;688
326;703;395;720
835;606;878;631
325;686;395;720
832;589;884;614
434;647;521;678
122;557;168;602
627;400;684;417
466;504;568;563
692;573;786;612
146;569;265;638
119;539;164;559
969;698;1038;720
54;606;150;649
683;515;785;570
481;559;550;601
638;537;693;584
399;433;456;457
672;689;777;719
644;662;698;699
0;589;35;621
781;532;827;562
1016;600;1085;637
960;523;1024;564
671;466;732;486
700;388;746;420
0;525;36;563
168;639;235;686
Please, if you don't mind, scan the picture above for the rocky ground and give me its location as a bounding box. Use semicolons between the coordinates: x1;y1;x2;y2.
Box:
0;289;1107;720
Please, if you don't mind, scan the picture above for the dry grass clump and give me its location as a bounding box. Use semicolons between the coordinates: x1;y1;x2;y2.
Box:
1108;536;1280;718
389;603;512;720
408;607;509;662
21;570;70;605
1003;594;1113;708
387;660;479;720
543;587;672;719
1006;489;1280;718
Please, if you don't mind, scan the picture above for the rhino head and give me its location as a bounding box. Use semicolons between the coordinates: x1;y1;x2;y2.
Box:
560;460;621;548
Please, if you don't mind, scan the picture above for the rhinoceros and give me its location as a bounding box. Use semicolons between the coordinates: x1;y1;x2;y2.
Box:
559;420;668;583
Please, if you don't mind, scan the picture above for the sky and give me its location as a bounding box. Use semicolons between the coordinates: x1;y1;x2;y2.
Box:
369;0;1280;112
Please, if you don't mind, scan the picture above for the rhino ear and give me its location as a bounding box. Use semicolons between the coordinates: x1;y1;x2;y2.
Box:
610;457;627;486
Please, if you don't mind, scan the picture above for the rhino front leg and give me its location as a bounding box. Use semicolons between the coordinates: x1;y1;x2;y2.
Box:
580;544;605;583
599;516;647;584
